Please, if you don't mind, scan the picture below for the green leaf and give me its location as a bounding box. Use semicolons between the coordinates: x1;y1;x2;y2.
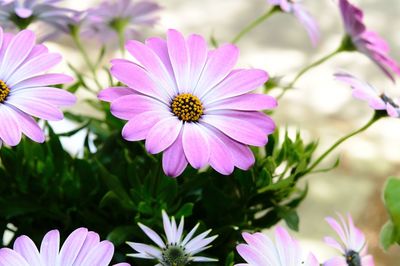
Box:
281;209;299;231
380;221;398;251
175;203;194;218
383;177;400;227
225;252;235;266
107;225;137;246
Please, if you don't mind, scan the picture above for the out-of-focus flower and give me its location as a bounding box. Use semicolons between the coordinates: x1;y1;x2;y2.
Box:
236;226;319;266
335;72;400;118
99;29;276;177
338;0;400;81
0;27;75;148
0;227;130;266
83;0;160;43
0;0;77;30
323;213;374;266
127;210;217;265
268;0;319;46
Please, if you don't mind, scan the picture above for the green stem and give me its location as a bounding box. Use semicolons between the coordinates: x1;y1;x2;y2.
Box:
71;30;103;90
231;7;278;44
117;28;126;56
277;48;342;99
305;114;379;174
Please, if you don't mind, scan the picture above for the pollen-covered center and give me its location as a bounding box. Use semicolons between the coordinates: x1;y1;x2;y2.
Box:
0;80;10;103
345;250;361;266
162;244;189;266
171;93;203;122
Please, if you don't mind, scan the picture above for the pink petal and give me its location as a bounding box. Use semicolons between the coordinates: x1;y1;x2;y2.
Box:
80;241;114;266
361;255;375;266
72;231;100;265
145;37;175;83
110;94;166;120
12;74;73;91
162;132;188;177
196;44;239;96
137;223;165;248
98;87;136;102
323;256;347;266
292;4;320;47
187;34;208;94
236;244;268;265
7;105;45;143
10;87;76;107
0;104;21;146
122;111;168;141
0;248;29;266
13;235;43;266
125;40;176;96
167;29;190;92
57;228;88;265
15;7;33;18
40;230;60;266
145;116;182;154
202;69;268;102
110;61;169;101
182;122;210;169
6;96;64;121
205;94;277;111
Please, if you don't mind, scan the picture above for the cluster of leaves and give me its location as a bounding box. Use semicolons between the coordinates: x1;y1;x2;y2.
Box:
0;100;320;264
380;177;400;250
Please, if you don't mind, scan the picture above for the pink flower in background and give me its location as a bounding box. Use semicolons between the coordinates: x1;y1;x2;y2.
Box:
83;0;160;42
323;213;374;266
338;0;400;81
236;226;319;266
127;210;217;265
0;27;75;148
268;0;319;46
0;0;77;30
0;228;130;266
335;72;400;117
99;29;277;177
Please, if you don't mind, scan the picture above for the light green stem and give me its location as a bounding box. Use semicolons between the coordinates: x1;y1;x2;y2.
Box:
71;31;103;90
305;114;378;174
231;7;278;44
117;28;126;56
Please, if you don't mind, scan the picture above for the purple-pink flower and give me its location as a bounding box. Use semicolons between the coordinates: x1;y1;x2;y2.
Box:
323;213;374;266
99;29;277;177
83;0;161;43
0;27;75;148
338;0;400;81
236;226;319;266
0;227;130;266
268;0;319;46
335;72;400;118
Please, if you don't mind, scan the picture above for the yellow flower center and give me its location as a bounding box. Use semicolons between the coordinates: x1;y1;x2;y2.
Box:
0;80;10;102
171;93;203;122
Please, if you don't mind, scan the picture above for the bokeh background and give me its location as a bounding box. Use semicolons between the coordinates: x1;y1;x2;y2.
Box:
46;0;400;264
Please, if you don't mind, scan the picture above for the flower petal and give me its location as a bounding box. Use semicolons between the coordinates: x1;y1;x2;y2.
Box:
80;241;114;266
13;236;43;266
182;122;210;169
40;230;60;266
7;105;45;143
0;104;21;146
145;116;182;154
57;228;88;265
0;248;29;266
122;111;169;141
167;29;190;92
6;95;64;120
98;87;136;102
162;131;188;177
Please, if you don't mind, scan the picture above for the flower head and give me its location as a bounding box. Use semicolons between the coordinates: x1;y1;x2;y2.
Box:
338;0;400;81
83;0;160;43
236;226;319;266
268;0;319;46
0;227;130;266
99;29;277;177
0;27;75;148
0;0;77;30
335;72;400;118
127;210;218;265
323;213;374;266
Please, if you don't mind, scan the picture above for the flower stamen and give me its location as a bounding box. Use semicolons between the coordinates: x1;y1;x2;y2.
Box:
0;80;10;102
171;93;203;122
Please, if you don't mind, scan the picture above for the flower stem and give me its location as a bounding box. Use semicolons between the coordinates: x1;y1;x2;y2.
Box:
231;7;278;44
71;29;103;90
117;28;126;56
305;114;379;175
277;47;341;99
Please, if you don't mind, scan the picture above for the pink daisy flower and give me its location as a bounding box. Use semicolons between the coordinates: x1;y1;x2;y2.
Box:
338;0;400;81
127;210;217;265
268;0;319;46
236;226;319;266
0;0;77;30
0;27;75;148
83;0;160;43
335;72;400;118
99;29;277;177
323;213;374;266
0;227;130;266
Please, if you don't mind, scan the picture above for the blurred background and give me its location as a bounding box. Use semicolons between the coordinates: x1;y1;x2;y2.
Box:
49;0;400;264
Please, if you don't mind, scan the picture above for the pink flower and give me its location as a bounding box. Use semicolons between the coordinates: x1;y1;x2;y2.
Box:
339;0;400;81
0;228;130;266
0;27;75;148
236;226;319;266
335;72;400;117
83;0;161;43
99;29;277;177
268;0;319;46
323;213;374;266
